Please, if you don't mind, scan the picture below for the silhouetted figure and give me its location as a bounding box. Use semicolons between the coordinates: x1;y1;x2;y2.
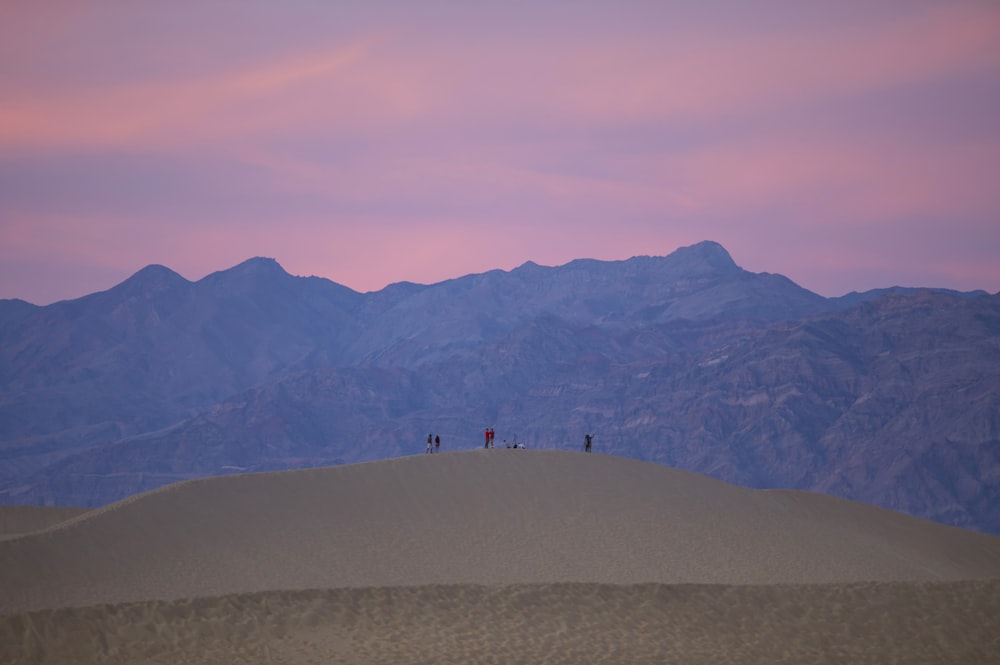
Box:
485;428;490;449
427;434;433;454
584;433;592;453
435;435;440;453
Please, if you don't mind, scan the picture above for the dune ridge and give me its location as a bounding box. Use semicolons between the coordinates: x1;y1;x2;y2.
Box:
3;450;999;617
4;451;1000;663
0;506;90;540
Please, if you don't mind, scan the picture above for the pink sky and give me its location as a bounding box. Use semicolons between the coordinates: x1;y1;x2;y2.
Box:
2;1;999;304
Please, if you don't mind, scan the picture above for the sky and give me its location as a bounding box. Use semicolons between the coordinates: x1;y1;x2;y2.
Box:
2;1;999;304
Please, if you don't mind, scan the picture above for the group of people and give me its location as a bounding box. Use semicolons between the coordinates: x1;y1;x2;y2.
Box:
486;427;527;449
422;430;594;453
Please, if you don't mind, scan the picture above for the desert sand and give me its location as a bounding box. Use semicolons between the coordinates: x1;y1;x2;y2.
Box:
2;450;999;663
0;506;90;540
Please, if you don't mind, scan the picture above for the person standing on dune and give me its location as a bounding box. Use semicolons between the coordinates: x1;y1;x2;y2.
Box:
435;435;440;453
427;434;433;454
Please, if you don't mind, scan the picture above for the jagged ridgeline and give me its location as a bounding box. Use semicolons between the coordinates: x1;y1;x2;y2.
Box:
1;241;998;533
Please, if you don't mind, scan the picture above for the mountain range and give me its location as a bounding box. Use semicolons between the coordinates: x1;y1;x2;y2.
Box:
1;241;997;533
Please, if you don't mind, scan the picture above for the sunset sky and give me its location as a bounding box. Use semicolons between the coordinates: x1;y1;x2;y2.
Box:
2;1;999;304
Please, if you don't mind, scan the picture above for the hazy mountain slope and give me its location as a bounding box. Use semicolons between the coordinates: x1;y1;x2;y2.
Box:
0;259;361;478
622;291;1000;532
2;313;741;506
13;365;434;504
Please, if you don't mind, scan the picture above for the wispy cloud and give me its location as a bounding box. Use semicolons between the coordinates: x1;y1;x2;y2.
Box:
0;37;384;149
1;1;998;303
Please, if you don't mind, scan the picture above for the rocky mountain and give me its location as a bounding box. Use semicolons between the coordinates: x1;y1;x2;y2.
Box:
2;241;998;534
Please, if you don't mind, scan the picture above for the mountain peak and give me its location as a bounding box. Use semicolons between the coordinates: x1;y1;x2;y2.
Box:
131;263;183;279
199;256;300;295
667;241;739;272
229;257;287;276
113;264;188;299
513;260;545;274
199;257;292;289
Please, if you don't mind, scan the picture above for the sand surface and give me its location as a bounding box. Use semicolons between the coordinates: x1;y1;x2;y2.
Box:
0;506;90;540
4;582;999;664
3;450;1000;663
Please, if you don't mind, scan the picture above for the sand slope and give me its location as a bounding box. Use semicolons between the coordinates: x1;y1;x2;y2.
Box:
3;450;999;615
4;451;1000;664
0;506;90;540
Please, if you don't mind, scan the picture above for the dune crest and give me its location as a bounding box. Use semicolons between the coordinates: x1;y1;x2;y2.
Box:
2;450;999;615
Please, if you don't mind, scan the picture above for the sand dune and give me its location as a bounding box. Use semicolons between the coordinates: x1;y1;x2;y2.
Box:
3;450;999;616
4;451;1000;663
0;506;90;540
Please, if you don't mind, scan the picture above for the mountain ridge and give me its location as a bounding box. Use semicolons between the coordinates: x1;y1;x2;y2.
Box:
2;242;997;534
